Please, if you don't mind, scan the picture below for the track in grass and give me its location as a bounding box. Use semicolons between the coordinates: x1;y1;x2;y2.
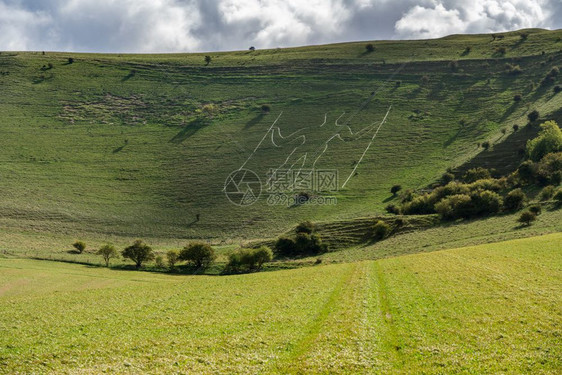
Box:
1;233;560;374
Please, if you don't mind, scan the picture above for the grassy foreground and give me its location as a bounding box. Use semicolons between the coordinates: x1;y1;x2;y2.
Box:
1;233;560;374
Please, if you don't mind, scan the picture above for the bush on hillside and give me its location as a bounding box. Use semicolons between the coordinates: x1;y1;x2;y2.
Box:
529;204;542;216
166;249;180;269
295;221;315;234
518;211;536;226
470;190;503;216
463;167;491;183
402;194;435;215
504;188;527;211
155;255;165;268
517;160;537;183
97;244;117;267
179;242;216;269
540;185;555;201
385;204;400;215
73;241;86;254
390;184;402;196
434;194;473;220
536;152;562;186
513;124;519;132
372;220;391;240
527;110;539;123
554;189;562;205
481;141;490;150
554;85;561;93
441;172;455;184
225;246;273;273
365;43;375;53
526;121;562;162
513;94;522;102
122;240;154;269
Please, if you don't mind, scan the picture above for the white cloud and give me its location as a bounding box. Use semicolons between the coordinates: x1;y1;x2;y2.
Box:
0;0;560;52
395;0;549;39
0;2;52;50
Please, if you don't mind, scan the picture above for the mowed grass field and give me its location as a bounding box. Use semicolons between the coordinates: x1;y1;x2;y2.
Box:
1;28;562;246
1;233;560;374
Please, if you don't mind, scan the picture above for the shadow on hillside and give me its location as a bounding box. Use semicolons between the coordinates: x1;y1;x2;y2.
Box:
244;113;265;129
170;118;209;143
121;70;136;82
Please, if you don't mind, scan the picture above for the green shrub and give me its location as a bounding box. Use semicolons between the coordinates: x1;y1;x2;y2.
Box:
517;160;537;183
295;232;326;255
72;241;86;254
526;121;562;162
435;194;473;220
166;250;180;269
441;172;455;184
155;255;165;268
504;188;527;211
471;190;503;216
372;220;391;240
251;246;273;270
482;141;490;150
540;185;555;201
536;152;562;185
296;221;315;234
529;204;542;215
204;55;212;65
513;124;519;132
468;178;504;192
402;194;435;215
432;182;471;202
463;167;491;183
261;104;271;113
554;189;562;205
275;237;297;257
385;204;400;215
179;242;216;269
513;94;522;102
518;211;536;226
365;43;375;53
527;110;539;123
97;244;117;267
226;246;273;273
390;184;402;196
122;240;154;269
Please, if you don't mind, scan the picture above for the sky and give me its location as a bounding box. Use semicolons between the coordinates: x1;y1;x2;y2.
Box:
0;0;561;53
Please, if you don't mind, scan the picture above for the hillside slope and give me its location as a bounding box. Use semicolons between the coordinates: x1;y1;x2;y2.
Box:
1;28;562;242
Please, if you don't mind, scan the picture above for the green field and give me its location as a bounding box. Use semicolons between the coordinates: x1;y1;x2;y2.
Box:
1;28;562;247
0;233;560;374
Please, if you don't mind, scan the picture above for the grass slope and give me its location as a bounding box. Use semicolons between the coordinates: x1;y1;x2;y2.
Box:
1;29;562;245
0;233;560;374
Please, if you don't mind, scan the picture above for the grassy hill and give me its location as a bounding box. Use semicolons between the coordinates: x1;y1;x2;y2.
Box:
1;28;562;248
1;233;560;374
